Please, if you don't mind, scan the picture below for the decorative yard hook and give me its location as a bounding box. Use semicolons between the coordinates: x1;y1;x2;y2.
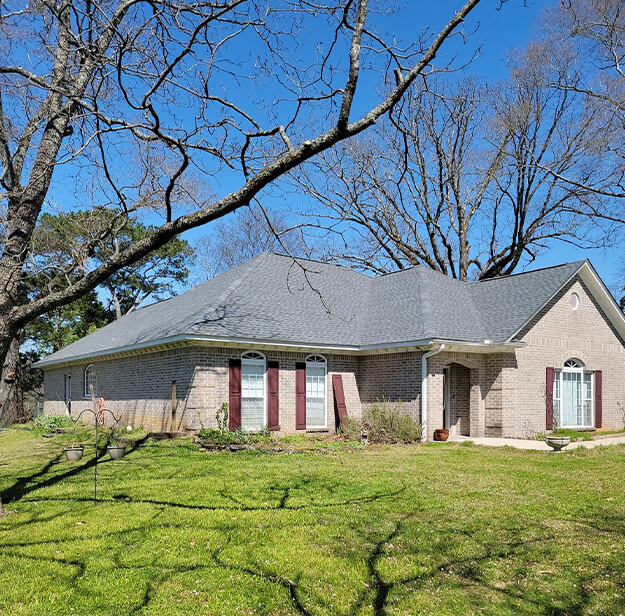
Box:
65;385;122;503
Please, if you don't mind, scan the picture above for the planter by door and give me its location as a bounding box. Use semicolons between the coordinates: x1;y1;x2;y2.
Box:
433;429;450;442
64;446;84;461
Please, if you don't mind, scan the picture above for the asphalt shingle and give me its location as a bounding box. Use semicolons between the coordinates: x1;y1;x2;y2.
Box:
36;253;587;365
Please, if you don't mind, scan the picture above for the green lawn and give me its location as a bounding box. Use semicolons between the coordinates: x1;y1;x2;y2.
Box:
1;429;625;615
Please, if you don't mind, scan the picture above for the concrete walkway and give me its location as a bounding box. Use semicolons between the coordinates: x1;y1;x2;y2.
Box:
448;434;625;451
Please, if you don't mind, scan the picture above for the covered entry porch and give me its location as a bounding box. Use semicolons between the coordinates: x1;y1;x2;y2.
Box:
424;348;517;441
443;362;473;436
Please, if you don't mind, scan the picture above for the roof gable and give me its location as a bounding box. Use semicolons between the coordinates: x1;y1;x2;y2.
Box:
469;261;587;342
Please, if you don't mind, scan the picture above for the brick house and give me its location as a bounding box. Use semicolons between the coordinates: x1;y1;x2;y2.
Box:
36;253;625;440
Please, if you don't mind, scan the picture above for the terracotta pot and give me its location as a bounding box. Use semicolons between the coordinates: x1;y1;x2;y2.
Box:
433;429;450;442
64;446;84;461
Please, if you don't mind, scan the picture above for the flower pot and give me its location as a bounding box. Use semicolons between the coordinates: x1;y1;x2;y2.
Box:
545;436;570;452
107;445;127;459
433;429;449;442
64;446;84;461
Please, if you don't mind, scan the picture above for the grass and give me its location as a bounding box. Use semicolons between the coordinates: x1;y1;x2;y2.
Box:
551;428;625;441
1;429;625;615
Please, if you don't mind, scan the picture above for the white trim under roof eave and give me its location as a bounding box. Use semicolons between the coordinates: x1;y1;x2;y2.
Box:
361;339;524;354
32;334;194;368
33;334;525;368
505;261;625;344
34;334;526;369
33;334;364;368
578;263;625;341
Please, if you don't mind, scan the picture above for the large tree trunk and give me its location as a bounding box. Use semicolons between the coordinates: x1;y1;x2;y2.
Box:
0;337;22;428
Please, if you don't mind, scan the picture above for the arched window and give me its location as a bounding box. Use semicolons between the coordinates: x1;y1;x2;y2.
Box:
553;359;593;428
306;355;327;429
240;351;266;431
564;358;583;368
84;364;96;398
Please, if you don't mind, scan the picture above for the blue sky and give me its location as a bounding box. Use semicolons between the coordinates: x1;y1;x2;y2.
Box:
38;1;623;296
179;0;624;291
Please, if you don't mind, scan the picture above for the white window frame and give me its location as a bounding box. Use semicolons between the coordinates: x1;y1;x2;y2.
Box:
240;351;267;432
84;364;96;398
553;359;594;429
305;354;327;430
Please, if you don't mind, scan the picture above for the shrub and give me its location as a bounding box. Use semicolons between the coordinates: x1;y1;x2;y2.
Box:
362;400;422;444
33;414;73;432
197;417;272;446
197;427;242;445
339;416;363;442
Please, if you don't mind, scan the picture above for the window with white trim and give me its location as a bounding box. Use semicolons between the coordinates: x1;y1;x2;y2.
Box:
241;351;266;431
84;364;96;397
553;359;593;428
306;355;327;429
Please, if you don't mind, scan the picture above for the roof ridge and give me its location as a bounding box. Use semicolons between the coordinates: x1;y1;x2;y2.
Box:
417;267;433;338
188;252;270;334
471;260;587;284
271;252;370;278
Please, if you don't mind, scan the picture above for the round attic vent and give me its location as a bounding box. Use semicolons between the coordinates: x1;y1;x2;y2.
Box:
570;292;580;311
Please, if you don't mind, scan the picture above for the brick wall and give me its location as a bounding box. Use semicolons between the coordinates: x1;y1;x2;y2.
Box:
43;347;363;434
358;352;421;421
426;352;489;440
42;273;625;439
504;276;625;437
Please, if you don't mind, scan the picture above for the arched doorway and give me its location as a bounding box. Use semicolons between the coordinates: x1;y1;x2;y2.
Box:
443;362;472;436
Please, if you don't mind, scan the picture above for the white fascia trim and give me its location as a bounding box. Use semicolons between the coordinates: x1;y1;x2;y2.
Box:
403;339;523;353
506;261;625;344
34;334;362;368
33;334;192;368
35;335;524;370
578;264;625;341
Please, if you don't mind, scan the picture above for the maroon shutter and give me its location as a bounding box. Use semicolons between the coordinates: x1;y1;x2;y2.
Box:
296;362;306;430
229;359;242;431
546;367;555;430
595;370;602;429
267;361;280;431
332;374;348;426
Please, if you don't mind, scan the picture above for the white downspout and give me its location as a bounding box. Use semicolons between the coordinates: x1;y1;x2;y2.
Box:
421;344;446;442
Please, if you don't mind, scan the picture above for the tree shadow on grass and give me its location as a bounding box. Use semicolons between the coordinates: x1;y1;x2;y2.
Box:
1;435;149;505
1;497;623;615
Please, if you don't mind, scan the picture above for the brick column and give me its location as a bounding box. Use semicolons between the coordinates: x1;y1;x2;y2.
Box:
426;360;445;440
469;366;486;437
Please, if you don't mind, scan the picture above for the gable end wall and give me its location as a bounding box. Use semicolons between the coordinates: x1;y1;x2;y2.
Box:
504;276;625;436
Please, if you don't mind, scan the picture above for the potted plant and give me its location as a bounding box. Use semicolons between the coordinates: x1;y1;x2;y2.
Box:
64;445;85;461
107;443;127;458
433;428;449;442
106;424;127;459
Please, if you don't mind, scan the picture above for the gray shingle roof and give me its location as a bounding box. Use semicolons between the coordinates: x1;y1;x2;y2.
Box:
36;253;589;366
